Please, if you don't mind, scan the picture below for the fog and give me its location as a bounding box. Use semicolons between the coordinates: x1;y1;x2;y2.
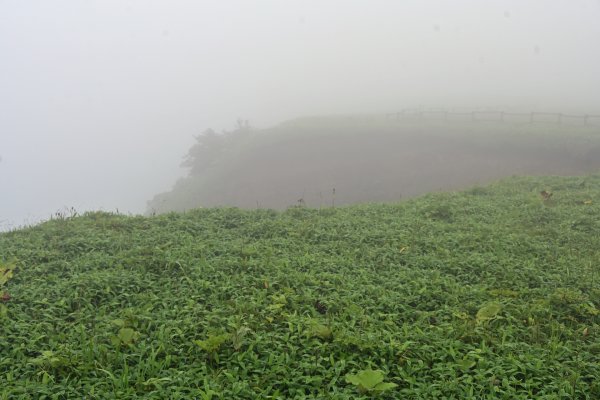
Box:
1;0;599;230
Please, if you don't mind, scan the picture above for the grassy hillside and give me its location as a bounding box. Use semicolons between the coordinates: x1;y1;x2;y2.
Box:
148;116;600;213
2;173;600;399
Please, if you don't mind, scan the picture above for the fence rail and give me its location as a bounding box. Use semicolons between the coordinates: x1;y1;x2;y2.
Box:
385;109;600;127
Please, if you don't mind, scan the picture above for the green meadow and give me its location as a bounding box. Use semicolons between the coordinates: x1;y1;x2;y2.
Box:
1;173;600;399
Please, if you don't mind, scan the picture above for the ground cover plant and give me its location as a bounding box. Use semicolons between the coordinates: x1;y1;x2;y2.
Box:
1;173;600;399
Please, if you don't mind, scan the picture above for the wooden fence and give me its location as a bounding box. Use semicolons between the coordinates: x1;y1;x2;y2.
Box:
386;109;600;127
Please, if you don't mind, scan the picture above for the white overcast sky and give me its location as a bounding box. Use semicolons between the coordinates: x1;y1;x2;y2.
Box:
1;0;599;229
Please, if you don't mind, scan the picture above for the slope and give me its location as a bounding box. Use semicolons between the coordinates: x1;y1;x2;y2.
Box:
148;116;600;212
1;173;600;398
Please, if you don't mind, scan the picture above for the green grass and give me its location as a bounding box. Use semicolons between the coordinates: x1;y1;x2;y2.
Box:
2;173;600;399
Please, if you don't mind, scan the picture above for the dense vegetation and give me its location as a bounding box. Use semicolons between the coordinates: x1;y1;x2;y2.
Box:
148;116;600;213
2;173;600;398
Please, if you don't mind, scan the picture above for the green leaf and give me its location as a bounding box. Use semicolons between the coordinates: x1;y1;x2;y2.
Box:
476;302;502;322
31;350;71;369
456;359;476;370
231;326;251;351
118;328;137;344
0;262;16;287
310;324;332;340
194;333;230;353
373;382;398;392
346;369;384;389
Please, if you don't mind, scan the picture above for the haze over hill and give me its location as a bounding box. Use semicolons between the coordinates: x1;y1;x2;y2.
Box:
2;1;600;229
2;3;600;396
147;115;600;212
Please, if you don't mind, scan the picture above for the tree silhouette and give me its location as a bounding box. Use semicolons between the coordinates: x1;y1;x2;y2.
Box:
181;129;225;175
181;121;251;176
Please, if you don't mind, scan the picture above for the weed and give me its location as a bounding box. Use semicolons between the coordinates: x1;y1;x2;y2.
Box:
345;369;397;394
1;173;600;398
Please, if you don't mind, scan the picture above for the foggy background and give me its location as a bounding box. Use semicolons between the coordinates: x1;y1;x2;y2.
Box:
1;0;599;230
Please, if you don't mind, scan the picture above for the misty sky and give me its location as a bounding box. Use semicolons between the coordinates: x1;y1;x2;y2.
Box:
1;0;599;230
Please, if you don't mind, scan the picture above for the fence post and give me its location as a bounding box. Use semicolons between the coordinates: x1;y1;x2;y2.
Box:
584;115;589;126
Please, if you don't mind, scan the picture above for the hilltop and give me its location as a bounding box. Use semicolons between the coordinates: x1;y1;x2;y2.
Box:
148;115;600;213
1;173;600;398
